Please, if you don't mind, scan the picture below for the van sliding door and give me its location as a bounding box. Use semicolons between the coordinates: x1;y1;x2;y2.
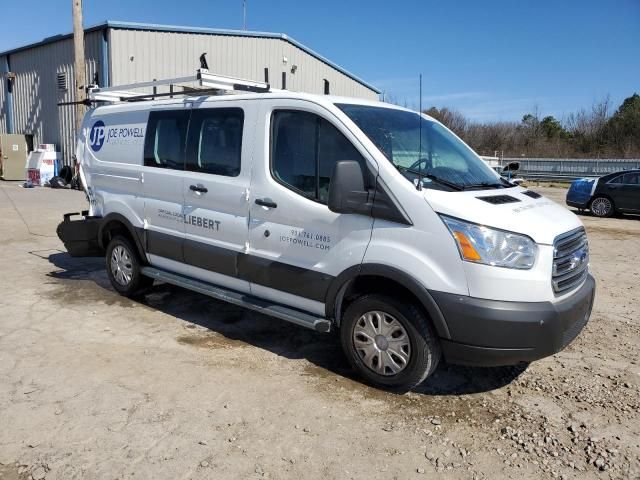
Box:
142;105;191;265
180;102;255;293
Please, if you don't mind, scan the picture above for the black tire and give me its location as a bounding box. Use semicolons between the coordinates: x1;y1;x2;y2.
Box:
105;235;153;297
340;294;441;390
589;196;614;218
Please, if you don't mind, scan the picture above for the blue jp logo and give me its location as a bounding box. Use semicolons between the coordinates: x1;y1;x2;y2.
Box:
89;120;106;152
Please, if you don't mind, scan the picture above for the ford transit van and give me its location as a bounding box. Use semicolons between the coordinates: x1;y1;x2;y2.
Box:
58;71;595;389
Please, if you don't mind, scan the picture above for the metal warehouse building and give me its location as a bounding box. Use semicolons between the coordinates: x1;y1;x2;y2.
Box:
0;21;380;165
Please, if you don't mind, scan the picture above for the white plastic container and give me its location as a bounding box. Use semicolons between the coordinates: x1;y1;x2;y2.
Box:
26;144;61;186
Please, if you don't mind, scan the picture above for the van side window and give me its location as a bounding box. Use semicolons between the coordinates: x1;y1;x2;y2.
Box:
186;108;244;177
144;110;190;169
271;110;365;204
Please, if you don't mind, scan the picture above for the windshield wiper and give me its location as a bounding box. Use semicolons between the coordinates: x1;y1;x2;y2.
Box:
462;181;506;190
399;167;463;191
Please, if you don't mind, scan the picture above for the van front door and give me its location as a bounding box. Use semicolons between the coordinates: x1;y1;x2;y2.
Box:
181;103;254;292
244;102;376;316
142;106;190;265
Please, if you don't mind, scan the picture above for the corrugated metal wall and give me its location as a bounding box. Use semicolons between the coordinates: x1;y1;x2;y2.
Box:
0;27;377;166
3;31;102;164
109;29;378;100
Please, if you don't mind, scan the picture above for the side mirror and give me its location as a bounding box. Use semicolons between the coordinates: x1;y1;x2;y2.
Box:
503;161;520;172
328;161;369;214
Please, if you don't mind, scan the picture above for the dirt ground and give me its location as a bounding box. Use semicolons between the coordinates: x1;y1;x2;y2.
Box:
0;181;638;480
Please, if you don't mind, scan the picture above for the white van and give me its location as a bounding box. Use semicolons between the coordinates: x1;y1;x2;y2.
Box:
58;71;595;389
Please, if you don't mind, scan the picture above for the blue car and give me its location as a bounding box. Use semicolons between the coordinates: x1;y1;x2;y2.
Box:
567;170;640;217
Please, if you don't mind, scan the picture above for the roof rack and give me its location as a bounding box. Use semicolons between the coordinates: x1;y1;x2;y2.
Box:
59;66;270;106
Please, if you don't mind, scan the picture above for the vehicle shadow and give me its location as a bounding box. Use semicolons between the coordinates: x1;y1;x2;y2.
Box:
46;252;527;396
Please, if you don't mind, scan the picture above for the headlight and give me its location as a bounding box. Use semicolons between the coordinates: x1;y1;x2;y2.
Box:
440;215;537;269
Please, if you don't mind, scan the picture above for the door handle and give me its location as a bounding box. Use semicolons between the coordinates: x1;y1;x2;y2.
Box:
255;198;277;208
189;184;208;193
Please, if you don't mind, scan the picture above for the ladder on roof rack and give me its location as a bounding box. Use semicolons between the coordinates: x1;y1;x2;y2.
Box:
58;67;271;106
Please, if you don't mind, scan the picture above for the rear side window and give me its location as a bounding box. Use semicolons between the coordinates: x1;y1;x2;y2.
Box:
608;175;624;184
144;110;190;169
271;110;365;203
186;108;244;177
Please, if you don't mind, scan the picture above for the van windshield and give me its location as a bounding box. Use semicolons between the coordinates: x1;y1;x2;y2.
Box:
336;104;507;190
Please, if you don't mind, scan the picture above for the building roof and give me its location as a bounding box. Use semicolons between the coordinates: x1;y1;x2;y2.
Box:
0;20;380;94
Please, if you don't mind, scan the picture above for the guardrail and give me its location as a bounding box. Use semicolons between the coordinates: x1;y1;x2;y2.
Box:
519;173;595;183
499;158;640;182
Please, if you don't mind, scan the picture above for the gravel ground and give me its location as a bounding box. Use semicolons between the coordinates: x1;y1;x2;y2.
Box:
0;182;638;480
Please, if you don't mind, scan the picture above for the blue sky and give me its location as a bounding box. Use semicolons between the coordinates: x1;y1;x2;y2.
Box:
1;0;638;122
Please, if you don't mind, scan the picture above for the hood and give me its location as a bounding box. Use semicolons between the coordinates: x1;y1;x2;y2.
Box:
423;186;583;245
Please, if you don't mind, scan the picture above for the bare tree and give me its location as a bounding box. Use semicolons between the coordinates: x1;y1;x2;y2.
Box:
381;90;638;158
424;107;468;137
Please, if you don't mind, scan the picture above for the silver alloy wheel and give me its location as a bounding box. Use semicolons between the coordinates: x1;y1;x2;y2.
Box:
352;310;411;376
591;197;612;216
110;245;133;286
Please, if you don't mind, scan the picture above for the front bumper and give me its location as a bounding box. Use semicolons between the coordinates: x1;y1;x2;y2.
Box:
432;274;596;366
566;199;590;209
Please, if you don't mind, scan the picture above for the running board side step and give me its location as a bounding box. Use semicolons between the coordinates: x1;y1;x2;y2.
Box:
140;267;332;333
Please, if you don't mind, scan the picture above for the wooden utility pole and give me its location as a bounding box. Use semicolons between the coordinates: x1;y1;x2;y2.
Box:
72;0;86;135
243;0;247;30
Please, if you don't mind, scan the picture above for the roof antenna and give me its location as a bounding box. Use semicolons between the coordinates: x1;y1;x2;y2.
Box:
416;73;424;191
199;53;209;70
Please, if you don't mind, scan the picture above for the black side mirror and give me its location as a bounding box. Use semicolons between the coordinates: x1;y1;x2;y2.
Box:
503;161;520;172
328;161;370;214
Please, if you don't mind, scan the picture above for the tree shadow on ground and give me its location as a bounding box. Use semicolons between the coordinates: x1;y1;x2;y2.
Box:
46;252;527;396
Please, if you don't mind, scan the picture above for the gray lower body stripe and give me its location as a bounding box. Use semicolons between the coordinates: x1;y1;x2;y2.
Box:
146;229;183;263
183;237;237;278
141;229;332;303
237;254;333;303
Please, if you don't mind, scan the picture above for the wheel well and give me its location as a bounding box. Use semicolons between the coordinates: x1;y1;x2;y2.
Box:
338;275;429;326
590;194;614;206
99;220;145;260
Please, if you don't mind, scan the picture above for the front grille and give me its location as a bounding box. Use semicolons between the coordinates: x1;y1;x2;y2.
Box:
552;228;589;294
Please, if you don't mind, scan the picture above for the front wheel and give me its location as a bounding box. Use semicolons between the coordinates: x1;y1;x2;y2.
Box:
340;294;441;390
590;196;614;217
105;235;153;297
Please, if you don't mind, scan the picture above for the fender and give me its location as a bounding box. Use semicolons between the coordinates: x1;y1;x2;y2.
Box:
325;263;451;339
98;212;147;261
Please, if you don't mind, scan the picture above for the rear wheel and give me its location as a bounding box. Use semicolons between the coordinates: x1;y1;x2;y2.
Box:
590;196;614;217
105;235;153;296
340;294;440;390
